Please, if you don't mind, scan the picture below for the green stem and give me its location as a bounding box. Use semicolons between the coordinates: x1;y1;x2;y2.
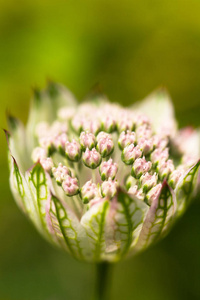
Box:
94;262;113;300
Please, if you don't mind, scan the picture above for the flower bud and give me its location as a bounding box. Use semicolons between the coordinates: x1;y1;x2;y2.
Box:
136;124;152;139
52;163;71;185
128;185;145;201
150;148;169;166
140;172;157;193
53;133;68;153
118;131;136;150
80;180;99;204
82;119;101;135
79;131;96;151
117;117;134;132
99;159;118;180
146;183;162;205
122;144;142;165
96;133;114;157
65;139;82;162
168;169;184;189
62;175;79;196
137;137;154;155
131;157;152;178
101;115;116;132
158;159;175;180
125;175;137;190
101;179;118;198
40;157;54;172
31;147;47;162
82;148;102;169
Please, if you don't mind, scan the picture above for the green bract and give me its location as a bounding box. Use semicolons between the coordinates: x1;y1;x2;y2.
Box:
6;83;200;262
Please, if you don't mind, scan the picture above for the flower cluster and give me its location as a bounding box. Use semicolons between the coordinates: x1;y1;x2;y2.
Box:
6;83;200;262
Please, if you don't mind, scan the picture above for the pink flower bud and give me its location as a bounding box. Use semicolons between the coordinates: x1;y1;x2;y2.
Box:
146;183;162;205
140;172;157;193
40;157;54;172
131;157;152;178
82;119;101;135
137;137;154;155
101;115;116;132
53;133;68;153
79;131;96;150
128;185;145;201
168;169;184;189
65;139;82;162
80;180;99;203
136;124;152;139
50;121;68;136
82;148;102;169
101;179;118;198
99;158;118;180
118;131;136;150
96;134;114;157
152;135;168;150
122;144;142;165
150;148;169;166
62;175;79;196
39;135;53;150
117;117;134;132
52;163;71;185
31;147;47;162
158;159;175;180
135;114;151;127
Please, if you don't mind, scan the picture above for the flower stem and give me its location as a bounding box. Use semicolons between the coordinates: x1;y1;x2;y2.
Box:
94;262;113;300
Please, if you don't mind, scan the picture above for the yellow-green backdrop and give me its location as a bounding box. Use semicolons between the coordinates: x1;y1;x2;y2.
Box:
1;1;200;299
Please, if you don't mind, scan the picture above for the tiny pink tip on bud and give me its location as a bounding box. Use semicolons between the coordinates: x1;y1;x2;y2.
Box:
150;148;169;166
131;157;152;178
121;144;142;165
136;124;152;139
82;148;102;169
118;130;136;150
40;157;54;173
52;163;71;185
79;131;96;151
65;139;82;162
146;183;162;205
62;175;79;196
140;172;157;193
157;159;175;180
99;158;118;181
137;137;154;155
96;133;114;157
128;185;145;201
168;169;184;189
31;147;47;162
80;180;99;204
101;178;118;198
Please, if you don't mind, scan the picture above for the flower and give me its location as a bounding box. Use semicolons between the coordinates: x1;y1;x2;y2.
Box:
5;83;200;263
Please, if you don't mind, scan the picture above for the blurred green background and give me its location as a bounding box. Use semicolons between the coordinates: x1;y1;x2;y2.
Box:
1;0;200;299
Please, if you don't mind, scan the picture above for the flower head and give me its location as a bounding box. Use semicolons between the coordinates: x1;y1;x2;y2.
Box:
5;83;200;263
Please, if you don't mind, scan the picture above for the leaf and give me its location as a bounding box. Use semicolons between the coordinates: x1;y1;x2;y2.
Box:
135;180;176;250
46;193;88;260
175;160;200;215
6;116;31;172
25;163;53;241
81;199;109;262
26;84;77;152
9;156;44;234
131;87;177;136
105;191;148;261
